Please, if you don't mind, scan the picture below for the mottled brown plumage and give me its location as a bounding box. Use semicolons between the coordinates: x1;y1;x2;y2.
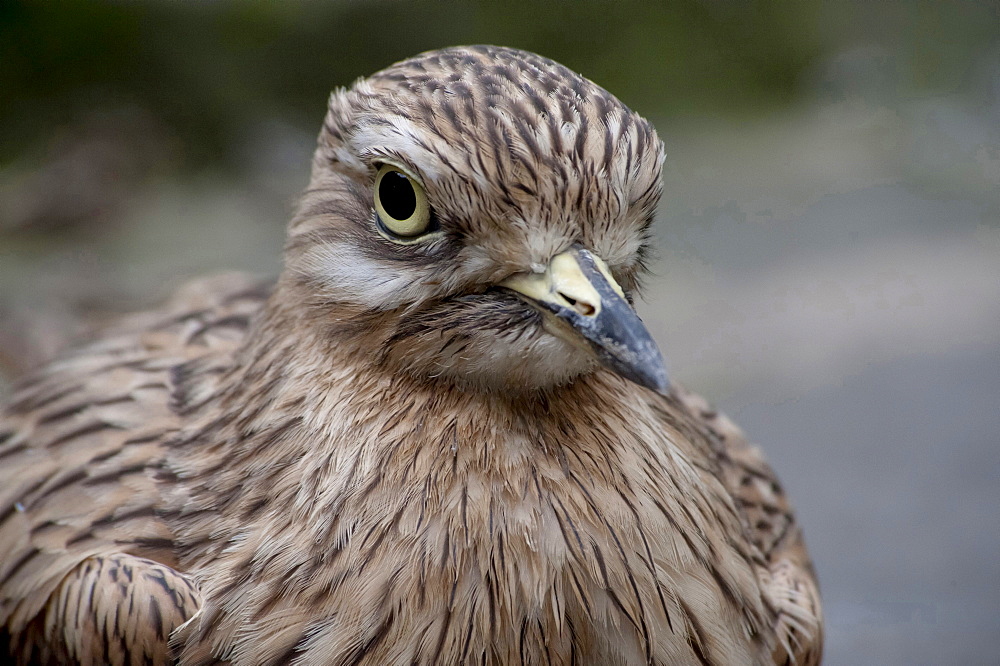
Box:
1;46;821;665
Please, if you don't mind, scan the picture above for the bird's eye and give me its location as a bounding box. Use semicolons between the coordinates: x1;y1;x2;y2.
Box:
373;164;436;241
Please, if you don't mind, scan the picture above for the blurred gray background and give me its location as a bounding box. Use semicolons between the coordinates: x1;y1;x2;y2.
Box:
1;1;997;663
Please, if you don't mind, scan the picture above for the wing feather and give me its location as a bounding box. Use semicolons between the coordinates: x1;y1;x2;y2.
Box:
670;385;824;665
0;274;267;664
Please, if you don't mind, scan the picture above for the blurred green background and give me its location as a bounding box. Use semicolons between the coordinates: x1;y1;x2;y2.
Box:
2;1;998;663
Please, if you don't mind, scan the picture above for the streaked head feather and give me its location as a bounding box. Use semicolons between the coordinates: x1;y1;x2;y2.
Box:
283;45;664;391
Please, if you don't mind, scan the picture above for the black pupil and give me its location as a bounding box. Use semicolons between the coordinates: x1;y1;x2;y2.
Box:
379;171;417;220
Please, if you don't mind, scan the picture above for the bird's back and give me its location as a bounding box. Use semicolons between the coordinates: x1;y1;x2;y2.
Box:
0;273;268;663
666;387;824;664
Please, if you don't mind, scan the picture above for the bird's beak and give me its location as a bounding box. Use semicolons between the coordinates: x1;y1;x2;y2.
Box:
499;245;669;392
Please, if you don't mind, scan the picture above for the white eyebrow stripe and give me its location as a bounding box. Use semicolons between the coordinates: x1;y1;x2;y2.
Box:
350;115;443;183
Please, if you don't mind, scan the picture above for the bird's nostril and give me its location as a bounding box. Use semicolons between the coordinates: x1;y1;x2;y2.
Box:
559;292;596;317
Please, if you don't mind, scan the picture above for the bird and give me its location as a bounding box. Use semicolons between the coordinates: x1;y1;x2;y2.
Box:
0;45;822;665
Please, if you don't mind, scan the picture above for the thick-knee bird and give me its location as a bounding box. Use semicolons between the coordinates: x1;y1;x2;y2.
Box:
0;46;822;665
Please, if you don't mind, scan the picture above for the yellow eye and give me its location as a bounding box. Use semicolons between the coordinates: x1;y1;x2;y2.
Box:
373;164;435;240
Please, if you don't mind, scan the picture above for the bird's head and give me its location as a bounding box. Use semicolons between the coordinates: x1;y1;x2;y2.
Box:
283;45;668;394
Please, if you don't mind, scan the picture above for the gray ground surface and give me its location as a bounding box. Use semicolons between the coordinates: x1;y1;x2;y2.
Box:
1;47;998;665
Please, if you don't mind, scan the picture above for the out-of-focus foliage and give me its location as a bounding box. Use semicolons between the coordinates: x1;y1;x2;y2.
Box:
3;0;991;171
0;0;811;166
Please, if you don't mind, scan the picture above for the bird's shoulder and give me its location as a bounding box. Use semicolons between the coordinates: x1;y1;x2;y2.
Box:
651;383;824;665
0;272;269;640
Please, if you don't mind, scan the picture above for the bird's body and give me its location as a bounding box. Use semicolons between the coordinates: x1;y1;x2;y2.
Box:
0;46;821;665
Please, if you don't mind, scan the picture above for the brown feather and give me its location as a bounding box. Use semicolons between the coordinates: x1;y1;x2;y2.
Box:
1;46;821;665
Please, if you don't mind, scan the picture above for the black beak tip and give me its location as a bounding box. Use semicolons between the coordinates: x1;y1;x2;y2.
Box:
649;369;671;396
633;362;670;395
600;347;670;395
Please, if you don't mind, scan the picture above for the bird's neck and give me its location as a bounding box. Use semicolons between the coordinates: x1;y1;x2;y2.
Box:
163;294;769;663
165;292;655;558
